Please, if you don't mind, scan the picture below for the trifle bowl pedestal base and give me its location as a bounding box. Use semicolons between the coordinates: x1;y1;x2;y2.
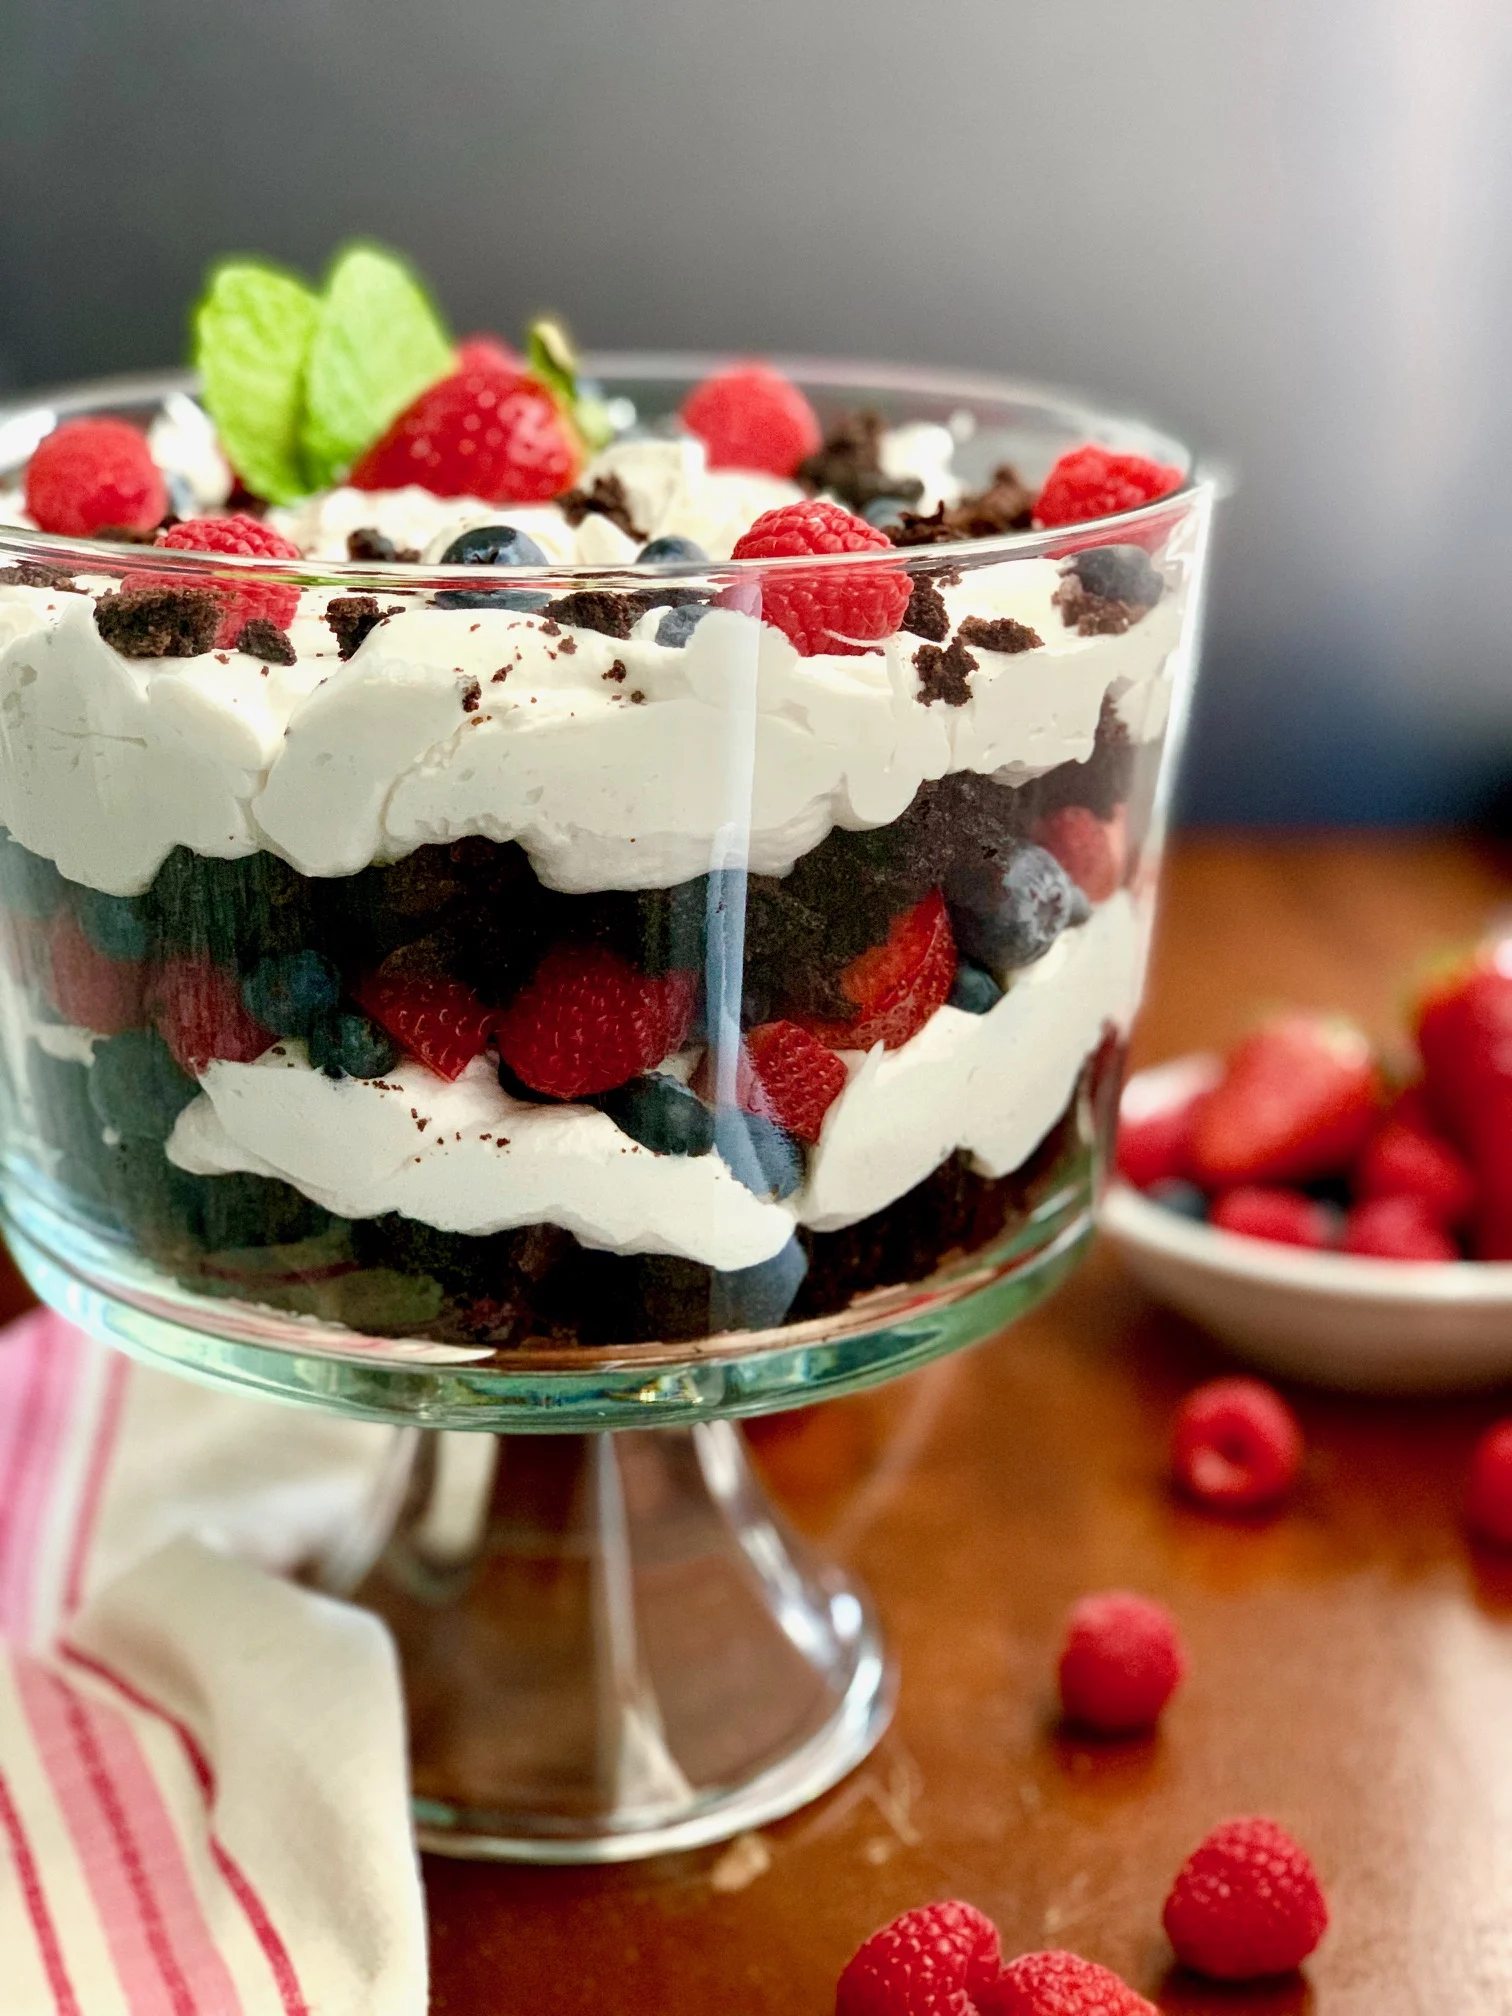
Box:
339;1422;891;1862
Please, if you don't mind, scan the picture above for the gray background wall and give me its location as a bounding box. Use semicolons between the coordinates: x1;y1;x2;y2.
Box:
3;0;1511;823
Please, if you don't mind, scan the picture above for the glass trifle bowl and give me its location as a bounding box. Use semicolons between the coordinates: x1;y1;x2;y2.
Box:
0;359;1213;1859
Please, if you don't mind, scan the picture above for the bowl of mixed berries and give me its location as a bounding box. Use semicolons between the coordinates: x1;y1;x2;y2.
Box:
1102;934;1512;1391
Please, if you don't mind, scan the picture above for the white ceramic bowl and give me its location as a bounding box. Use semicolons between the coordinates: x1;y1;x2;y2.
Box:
1100;1055;1512;1393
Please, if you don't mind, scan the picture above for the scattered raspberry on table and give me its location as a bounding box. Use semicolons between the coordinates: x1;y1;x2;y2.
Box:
1170;1375;1303;1513
1056;1591;1185;1736
835;1899;1002;2016
1162;1816;1328;1980
1465;1418;1512;1547
981;1949;1156;2015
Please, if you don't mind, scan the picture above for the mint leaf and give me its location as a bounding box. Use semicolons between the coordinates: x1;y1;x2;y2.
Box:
300;243;454;488
194;260;319;506
525;315;612;451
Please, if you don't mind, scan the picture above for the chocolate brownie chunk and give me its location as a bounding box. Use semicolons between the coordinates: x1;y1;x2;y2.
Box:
902;574;950;642
914;636;978;707
888;464;1036;546
233;617;297;664
95;584;220;659
1016;696;1134;821
1052;544;1164;635
957;613;1042;654
797;409;924;514
346;527;420;564
559;473;646;543
0;561;80;592
542;589;644;639
325;594;385;659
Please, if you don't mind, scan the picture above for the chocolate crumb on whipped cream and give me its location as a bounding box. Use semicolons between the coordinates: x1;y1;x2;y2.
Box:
94;583;220;658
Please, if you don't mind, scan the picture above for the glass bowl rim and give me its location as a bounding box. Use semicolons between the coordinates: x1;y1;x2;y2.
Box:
0;357;1214;587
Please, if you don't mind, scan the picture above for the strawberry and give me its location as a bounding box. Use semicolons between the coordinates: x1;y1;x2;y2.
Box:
46;912;145;1035
495;946;696;1100
354;966;497;1083
151;955;273;1075
797;890;957;1052
349;362;581;503
1354;1094;1475;1230
738;1020;847;1144
1341;1195;1459;1261
1031;804;1127;904
1115;1089;1203;1191
1190;1013;1384;1188
454;334;522;373
1210;1186;1337;1250
1414;944;1512;1259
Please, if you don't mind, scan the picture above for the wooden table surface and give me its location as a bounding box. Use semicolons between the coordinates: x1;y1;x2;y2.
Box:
422;835;1512;2016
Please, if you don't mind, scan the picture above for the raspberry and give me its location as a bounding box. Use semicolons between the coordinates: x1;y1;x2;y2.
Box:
681;363;821;477
1341;1194;1458;1261
835;1900;1002;2016
147;514;301;648
1056;1591;1185;1736
1209;1186;1337;1250
1465;1419;1512;1546
495;945;695;1100
25;418;167;538
150;955;273;1075
354;967;497;1083
730;499;911;657
1114;1094;1202;1192
1030;806;1126;905
1354;1107;1475;1229
1033;446;1182;531
741;1020;847;1144
46;912;145;1036
1161;1817;1328;1981
1170;1376;1303;1513
799;890;957;1052
981;1949;1156;2014
349;363;581;503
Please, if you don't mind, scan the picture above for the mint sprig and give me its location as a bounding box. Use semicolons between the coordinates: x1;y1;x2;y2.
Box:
194;261;319;506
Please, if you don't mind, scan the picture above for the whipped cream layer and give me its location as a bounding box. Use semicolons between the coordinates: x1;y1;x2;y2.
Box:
156;895;1141;1267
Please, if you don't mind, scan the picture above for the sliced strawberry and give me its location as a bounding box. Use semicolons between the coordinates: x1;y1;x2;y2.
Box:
739;1021;847;1144
354;966;496;1083
798;890;957;1051
1342;1195;1459;1261
1190;1013;1384;1188
1355;1095;1476;1230
1210;1186;1338;1249
495;946;695;1100
1031;804;1127;904
151;955;273;1075
1414;944;1512;1257
1116;1089;1204;1190
46;912;145;1035
349;362;581;503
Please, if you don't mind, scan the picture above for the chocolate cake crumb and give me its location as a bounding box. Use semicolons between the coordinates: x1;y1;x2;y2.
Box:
957;613;1042;655
0;561;80;592
902;575;950;642
888;464;1035;546
629;688;646;704
543;590;643;640
233;617;297;664
557;635;577;655
325;594;385;659
1052;576;1144;636
346;526;420;564
1053;544;1164;633
538;619;561;636
491;666;509;682
914;635;978;707
559;473;646;543
95;584;221;659
797;409;924;513
460;678;481;713
603;659;627;683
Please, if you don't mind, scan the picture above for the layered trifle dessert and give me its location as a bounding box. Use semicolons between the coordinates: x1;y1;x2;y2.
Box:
0;245;1205;1356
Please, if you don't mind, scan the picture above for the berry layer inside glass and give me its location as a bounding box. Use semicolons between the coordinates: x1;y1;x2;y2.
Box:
0;364;1201;1361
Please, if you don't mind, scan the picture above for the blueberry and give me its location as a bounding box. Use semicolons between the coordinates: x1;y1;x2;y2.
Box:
655;602;712;648
1067;543;1163;607
598;1074;715;1156
861;495;912;531
89;1031;198;1142
637;535;708;565
73;887;151;961
715;1109;803;1200
1147;1178;1208;1222
948;962;1003;1015
435;523;551;611
241;950;341;1037
710;1234;809;1332
947;842;1078;971
307;1009;401;1080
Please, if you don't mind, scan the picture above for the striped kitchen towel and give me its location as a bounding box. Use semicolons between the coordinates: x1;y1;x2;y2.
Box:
0;1304;425;2015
